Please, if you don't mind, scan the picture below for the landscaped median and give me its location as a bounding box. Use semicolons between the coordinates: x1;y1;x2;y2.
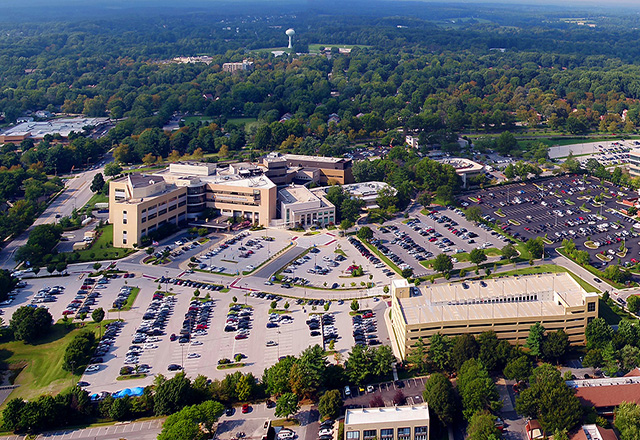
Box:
358;238;401;275
109;287;140;312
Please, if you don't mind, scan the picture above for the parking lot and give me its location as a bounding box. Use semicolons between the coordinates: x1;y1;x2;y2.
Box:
76;273;391;395
461;175;640;270
366;206;504;277
574;141;633;168
343;376;427;408
276;237;390;289
191;229;293;275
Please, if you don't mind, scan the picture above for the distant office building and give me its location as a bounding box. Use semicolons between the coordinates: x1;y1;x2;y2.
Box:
344;404;429;440
405;135;420;149
278;184;335;228
390;274;598;359
109;174;188;248
222;60;255;73
438;157;484;188
0;117;110;143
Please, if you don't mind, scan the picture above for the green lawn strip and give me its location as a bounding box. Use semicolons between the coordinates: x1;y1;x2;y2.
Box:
117;373;147;381
63;224;136;262
242;243;294;275
108;287;139;312
0;320;117;405
268;308;291;314
217;362;245;370
359;238;401;274
84;192;108;211
335;249;347;257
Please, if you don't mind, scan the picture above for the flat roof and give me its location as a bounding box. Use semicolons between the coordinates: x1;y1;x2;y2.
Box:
155;167;276;189
282;153;346;164
279;186;318;204
438;157;484;174
398;273;593;325
345;404;429;426
0;117;109;138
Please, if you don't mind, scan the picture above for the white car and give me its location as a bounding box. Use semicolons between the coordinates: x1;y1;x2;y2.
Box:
187;353;200;359
191;340;203;346
319;429;333;436
278;429;295;440
85;365;100;372
143;344;158;349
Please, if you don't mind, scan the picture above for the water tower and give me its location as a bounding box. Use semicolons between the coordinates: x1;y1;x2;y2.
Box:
285;28;295;49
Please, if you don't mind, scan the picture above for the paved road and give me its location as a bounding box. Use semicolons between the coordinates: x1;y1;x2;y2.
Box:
0;157;110;270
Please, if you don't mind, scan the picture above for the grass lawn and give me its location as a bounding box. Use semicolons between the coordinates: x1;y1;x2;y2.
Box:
84;192;108;210
109;287;139;312
0;320;115;404
598;298;637;325
67;224;136;262
226;117;258;127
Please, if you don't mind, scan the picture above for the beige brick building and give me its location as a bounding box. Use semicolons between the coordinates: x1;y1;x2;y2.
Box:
109;174;188;248
109;162;278;248
390;274;599;359
344;404;430;440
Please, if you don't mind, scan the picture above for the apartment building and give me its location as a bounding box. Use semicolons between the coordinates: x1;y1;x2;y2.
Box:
390;274;598;359
344;405;430;440
109;174;188;248
222;60;255;73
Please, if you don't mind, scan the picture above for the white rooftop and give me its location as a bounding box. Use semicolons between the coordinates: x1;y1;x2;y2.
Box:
1;117;109;138
345;404;429;426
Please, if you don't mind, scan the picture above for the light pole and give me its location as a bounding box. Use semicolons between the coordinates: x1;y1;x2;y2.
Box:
165;270;169;293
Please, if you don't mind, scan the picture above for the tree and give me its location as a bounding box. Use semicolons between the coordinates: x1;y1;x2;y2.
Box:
0;270;17;302
350;300;359;312
465;206;483;223
401;267;414;279
467;411;499;440
615;402;640;440
92;308;105;324
525;237;544;260
503;355;533;382
154;372;192;416
457;359;500;420
542;330;569;363
501;244;518;261
423;373;457;425
356;226;373;241
433;253;453;275
263;356;295;397
469;248;487;268
417;191;432;208
318;389;342;420
10;306;53;343
104;162;123;177
63;330;96;373
477;331;503;372
235;373;255;401
407;337;428;374
345;344;372;385
158;401;224;440
275;392;299;420
451;334;479;372
628;295;640;314
289;345;327;399
582;349;604;368
525;323;546;358
585;317;614;350
428;333;451;371
109;395;131;421
515;363;581;432
90;173;105;193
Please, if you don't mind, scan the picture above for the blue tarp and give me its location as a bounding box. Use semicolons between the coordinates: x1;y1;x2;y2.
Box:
131;387;144;396
113;387;144;398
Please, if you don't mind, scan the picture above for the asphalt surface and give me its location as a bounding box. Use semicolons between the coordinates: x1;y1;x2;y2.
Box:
462;175;640;271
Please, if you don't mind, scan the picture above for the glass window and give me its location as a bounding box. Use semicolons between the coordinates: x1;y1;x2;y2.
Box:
415;427;428;440
588;302;596;312
381;429;393;440
347;432;360;440
398;428;411;440
363;430;377;440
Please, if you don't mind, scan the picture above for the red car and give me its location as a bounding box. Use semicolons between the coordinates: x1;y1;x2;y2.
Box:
196;324;207;330
62;310;74;315
242;404;250;413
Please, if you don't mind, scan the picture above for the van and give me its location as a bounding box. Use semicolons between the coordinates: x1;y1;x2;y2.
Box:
344;385;351;397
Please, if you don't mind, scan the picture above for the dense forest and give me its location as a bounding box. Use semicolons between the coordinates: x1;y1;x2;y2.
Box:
3;1;640;242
